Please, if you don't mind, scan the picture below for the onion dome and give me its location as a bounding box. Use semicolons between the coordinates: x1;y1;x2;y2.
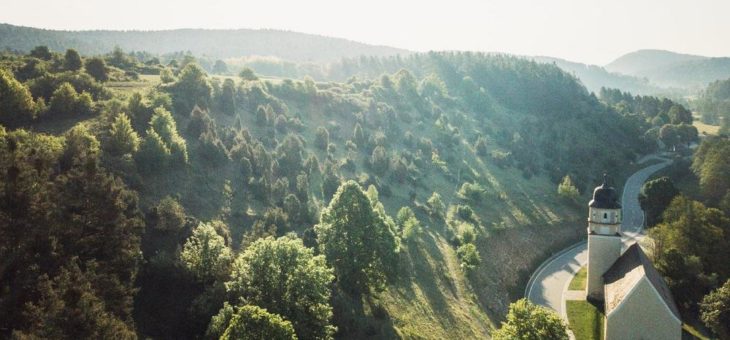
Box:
589;174;621;209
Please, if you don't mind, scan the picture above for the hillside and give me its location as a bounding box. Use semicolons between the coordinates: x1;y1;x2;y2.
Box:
530;56;658;95
0;23;409;62
0;49;653;339
606;49;730;89
605;49;706;76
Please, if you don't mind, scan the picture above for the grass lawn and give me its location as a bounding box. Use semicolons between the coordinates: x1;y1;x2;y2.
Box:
566;300;603;340
569;266;587;291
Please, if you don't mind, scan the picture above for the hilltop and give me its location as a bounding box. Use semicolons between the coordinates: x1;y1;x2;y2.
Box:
0;23;409;62
606;49;730;89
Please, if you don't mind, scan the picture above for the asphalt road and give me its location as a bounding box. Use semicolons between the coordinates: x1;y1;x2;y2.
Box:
525;157;672;317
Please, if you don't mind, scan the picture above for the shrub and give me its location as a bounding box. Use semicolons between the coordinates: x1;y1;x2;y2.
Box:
456;243;481;271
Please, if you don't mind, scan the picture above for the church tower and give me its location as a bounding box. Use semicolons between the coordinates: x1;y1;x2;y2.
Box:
586;174;622;301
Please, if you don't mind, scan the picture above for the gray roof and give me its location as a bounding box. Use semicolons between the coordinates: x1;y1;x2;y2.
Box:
603;243;680;320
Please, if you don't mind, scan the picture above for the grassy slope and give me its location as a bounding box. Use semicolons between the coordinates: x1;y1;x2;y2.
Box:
101;74;597;338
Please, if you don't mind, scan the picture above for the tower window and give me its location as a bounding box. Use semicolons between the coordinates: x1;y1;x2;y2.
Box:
603;213;608;219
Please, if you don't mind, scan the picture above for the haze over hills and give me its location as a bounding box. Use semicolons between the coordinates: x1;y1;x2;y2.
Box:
605;49;730;89
0;23;409;62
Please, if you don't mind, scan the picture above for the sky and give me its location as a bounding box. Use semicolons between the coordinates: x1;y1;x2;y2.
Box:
1;0;729;65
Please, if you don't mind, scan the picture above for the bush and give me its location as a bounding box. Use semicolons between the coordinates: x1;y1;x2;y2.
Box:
456;243;481;271
457;182;487;202
49;82;92;118
153;196;186;232
397;207;422;240
315;127;329;150
0;68;37;126
557;175;580;202
427;192;446;218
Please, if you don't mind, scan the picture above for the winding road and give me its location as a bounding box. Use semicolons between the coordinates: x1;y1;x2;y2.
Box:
524;156;672;317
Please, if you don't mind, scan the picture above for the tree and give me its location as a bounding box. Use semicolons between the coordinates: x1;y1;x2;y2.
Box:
700;279;730;340
638;176;679;227
135;129;170;173
225;235;335;340
370;145;389;175
64;49;83;71
456;243;481;271
0;68;36;126
492;299;568;340
107;113;140;156
218;78;236;115
153;196;186;232
85;57;109;82
150;106;188;164
353;123;365;146
239;67;258;81
427;192;445;218
557;175;579;202
212;60;229;74
30;45;52;60
170;63;212;113
397;206;422;240
181;222;233;283
49;82;92;118
160;68;176;83
213;304;297;340
315;180;400;295
315;127;329;150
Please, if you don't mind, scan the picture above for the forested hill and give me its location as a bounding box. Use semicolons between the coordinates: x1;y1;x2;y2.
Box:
530;56;659;95
605;49;730;89
0;23;409;62
1;49;660;339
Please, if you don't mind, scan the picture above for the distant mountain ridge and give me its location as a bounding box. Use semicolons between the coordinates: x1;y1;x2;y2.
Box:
605;49;730;89
530;56;659;95
0;23;409;62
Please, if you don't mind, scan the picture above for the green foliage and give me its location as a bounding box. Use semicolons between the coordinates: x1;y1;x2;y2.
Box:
181;222;233;283
493;299;568;340
315;181;400;295
457;182;487;202
0;128;143;335
456;243;481;271
650;196;730;308
64;48;82;71
474;136;488;156
692;137;730;203
700;279;730;339
638;176;679;227
49;82;93;118
239;67;258;81
218;78;236;115
220;305;297;340
169;63;212;113
135;129;170;173
226;235;335;340
30;45;52;60
153;196;186;232
150;106;188;164
0;68;36;126
107;113;140;156
370;145;389;175
315;126;329;150
557;175;580;202
427;192;445;218
85;57;109;82
397;206;422;240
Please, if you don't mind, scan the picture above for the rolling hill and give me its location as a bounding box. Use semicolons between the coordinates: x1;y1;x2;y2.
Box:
0;23;409;62
606;49;730;89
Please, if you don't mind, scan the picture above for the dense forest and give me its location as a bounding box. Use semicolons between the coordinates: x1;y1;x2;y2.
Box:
637;135;730;339
694;77;730;132
0;44;718;339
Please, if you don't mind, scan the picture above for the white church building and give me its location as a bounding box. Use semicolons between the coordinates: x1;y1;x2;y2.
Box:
585;176;682;340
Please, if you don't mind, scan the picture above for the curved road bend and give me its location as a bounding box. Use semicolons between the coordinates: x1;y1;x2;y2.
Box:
525;158;672;317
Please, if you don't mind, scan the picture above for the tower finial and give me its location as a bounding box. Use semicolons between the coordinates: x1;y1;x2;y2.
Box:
603;173;608;186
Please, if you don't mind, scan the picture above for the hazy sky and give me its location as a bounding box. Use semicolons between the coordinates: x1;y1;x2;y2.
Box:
1;0;729;65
